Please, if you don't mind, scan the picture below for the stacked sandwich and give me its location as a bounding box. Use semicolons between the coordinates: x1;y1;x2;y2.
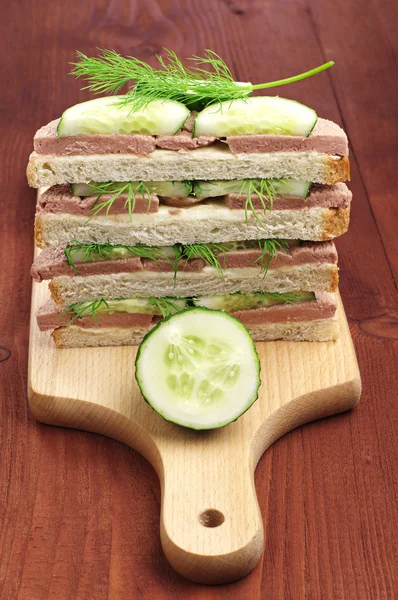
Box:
27;51;350;348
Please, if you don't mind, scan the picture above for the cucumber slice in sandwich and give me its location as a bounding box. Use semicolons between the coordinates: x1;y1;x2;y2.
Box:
73;297;188;317
194;179;311;200
58;96;190;137
194;291;315;312
194;96;317;137
71;180;191;199
135;308;261;430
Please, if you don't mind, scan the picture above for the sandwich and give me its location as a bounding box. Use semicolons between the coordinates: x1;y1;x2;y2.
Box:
27;49;350;347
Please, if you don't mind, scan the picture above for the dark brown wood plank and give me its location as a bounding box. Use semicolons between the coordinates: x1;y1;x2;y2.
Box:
308;0;398;281
0;1;397;599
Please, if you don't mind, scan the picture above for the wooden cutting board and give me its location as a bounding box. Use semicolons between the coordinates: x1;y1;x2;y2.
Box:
28;275;361;585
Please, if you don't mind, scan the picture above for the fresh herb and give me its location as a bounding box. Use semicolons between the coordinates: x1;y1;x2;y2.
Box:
82;181;152;222
192;181;205;198
71;48;334;111
149;297;185;318
64;241;168;275
60;299;109;325
180;180;196;196
239;179;285;227
255;239;290;277
175;243;230;279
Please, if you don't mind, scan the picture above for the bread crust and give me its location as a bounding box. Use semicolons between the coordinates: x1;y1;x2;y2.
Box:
325;156;350;183
322;205;351;239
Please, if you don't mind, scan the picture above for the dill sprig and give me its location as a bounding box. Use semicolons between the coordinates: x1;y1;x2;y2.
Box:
149;297;185;318
180;180;196;195
175;242;230;279
60;299;109;325
82;181;152;222
255;239;290;277
64;241;168;275
240;178;285;227
71;48;334;111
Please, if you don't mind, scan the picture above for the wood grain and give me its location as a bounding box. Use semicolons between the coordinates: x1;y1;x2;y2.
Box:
28;272;360;584
0;0;397;597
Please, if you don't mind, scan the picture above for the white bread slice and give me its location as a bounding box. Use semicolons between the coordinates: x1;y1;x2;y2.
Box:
27;145;350;188
52;316;339;348
35;201;350;247
49;263;338;305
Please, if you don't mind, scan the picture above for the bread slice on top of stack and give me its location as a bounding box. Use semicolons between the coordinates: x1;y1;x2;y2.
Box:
27;50;351;348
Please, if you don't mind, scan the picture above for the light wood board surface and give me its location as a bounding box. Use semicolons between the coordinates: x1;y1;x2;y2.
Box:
28;275;361;585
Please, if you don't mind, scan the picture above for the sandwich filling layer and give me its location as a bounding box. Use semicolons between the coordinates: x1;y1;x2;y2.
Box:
36;182;351;216
34;118;348;157
31;240;337;281
37;292;336;332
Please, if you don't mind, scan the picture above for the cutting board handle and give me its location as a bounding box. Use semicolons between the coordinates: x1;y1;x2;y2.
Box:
158;448;264;584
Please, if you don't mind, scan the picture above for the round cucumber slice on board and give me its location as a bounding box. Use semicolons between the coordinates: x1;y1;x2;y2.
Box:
194;96;317;137
135;308;261;430
57;96;190;137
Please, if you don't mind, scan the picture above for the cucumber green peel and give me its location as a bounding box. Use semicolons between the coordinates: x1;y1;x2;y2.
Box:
71;48;333;112
194;97;318;137
135;308;261;430
57;96;190;137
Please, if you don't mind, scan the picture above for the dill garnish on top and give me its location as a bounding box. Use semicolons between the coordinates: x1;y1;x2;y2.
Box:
71;48;334;111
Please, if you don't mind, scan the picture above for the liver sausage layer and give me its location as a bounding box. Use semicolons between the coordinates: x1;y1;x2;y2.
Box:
34;120;156;155
231;292;337;324
226;119;348;156
36;184;159;216
156;131;215;151
37;300;153;330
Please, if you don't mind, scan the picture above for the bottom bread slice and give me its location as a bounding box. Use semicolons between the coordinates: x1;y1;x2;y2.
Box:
52;317;339;348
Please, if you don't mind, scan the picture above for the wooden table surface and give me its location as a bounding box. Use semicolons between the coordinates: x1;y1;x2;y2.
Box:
1;1;397;598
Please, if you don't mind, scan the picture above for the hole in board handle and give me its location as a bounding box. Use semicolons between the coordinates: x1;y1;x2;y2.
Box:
199;509;225;528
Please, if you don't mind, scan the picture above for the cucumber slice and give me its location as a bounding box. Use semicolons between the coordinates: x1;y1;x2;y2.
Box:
150;181;191;198
135;308;261;430
75;297;187;316
194;291;315;312
194;179;311;200
194;96;317;137
58;96;190;137
71;181;190;199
